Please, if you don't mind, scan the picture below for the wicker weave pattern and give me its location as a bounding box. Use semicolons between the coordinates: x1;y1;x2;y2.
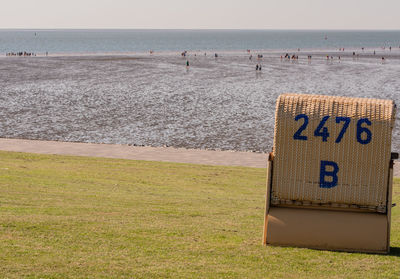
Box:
272;93;396;211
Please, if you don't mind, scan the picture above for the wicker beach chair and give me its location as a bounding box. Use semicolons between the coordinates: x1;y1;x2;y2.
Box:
263;93;397;253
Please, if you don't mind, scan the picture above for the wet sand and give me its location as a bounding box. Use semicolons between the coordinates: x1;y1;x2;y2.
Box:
0;51;399;153
0;138;399;177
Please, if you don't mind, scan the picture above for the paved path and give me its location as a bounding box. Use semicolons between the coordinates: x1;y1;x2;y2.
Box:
0;138;398;177
0;138;267;168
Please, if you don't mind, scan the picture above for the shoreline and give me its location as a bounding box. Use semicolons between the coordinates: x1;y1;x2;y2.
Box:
0;138;399;177
1;46;400;59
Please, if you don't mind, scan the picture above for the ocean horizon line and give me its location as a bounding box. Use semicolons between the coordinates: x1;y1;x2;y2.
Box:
1;28;400;32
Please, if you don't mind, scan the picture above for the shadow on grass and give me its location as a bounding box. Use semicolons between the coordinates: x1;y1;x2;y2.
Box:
389;247;400;256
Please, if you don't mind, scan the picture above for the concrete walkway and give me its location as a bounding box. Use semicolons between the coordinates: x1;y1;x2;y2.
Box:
0;138;398;177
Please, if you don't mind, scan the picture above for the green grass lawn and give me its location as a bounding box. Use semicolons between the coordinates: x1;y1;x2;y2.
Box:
0;151;399;278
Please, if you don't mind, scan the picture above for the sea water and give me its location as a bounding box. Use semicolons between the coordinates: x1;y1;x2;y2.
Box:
1;29;400;54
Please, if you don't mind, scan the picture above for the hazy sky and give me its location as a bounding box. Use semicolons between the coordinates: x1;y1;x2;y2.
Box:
1;0;399;29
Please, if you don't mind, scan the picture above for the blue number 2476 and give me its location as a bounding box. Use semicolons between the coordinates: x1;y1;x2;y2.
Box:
293;114;372;144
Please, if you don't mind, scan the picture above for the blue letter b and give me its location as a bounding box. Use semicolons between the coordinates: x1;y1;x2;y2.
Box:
320;161;339;188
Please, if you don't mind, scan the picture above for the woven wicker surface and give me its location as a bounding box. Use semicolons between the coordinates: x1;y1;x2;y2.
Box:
272;93;396;211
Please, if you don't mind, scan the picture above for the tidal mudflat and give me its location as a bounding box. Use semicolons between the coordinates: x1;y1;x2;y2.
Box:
0;50;399;152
